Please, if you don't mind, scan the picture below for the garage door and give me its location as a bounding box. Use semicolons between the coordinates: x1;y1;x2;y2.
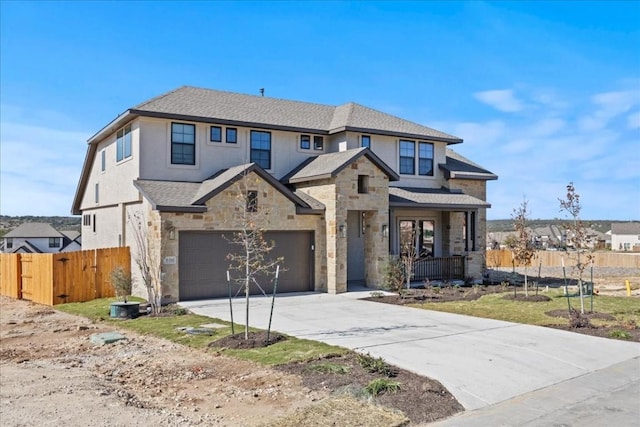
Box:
179;230;314;301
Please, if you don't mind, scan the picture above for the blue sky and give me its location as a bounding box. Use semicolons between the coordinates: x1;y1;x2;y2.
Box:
1;1;638;220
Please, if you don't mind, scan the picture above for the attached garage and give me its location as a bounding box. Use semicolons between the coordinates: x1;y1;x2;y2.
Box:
178;230;314;301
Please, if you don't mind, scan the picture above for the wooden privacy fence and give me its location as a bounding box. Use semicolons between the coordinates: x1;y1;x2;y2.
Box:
0;247;130;306
486;250;640;269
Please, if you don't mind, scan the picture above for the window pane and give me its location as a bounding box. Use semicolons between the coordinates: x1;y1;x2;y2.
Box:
101;150;106;171
420;220;434;257
418;142;433;176
314;136;324;150
400;157;414;174
400;140;414;157
172;123;196;164
124;125;132;158
250;131;271;168
116;129;124;161
226;128;237;143
300;135;310;149
210;126;222;142
361;135;370;148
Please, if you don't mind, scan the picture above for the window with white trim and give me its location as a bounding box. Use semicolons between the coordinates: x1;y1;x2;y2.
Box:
300;134;311;150
226;127;237;144
116;124;132;162
418;142;434;176
210;126;222;142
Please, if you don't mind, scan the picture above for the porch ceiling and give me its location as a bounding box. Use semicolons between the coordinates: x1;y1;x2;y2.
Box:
389;186;491;210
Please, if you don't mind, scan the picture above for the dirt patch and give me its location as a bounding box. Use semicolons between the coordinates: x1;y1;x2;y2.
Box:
0;296;462;426
277;353;463;425
209;331;287;349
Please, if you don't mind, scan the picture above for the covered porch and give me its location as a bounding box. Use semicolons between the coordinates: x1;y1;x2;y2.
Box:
388;186;490;282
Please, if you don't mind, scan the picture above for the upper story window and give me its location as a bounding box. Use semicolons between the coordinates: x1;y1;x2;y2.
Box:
361;135;371;149
6;238;13;249
171;122;196;165
358;175;369;194
418;142;434;176
226;128;237;144
95;183;99;203
300;135;311;150
250;130;271;169
101;150;106;172
314;136;324;150
116;124;132;162
210;126;222;142
83;214;91;226
49;237;61;248
399;140;415;175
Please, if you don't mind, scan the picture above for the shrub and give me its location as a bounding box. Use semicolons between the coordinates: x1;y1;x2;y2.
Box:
365;378;401;396
308;362;350;375
110;266;132;302
382;256;405;293
609;330;632;340
356;352;397;377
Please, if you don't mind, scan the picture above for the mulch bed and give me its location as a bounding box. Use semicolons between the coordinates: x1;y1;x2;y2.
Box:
208;331;287;349
502;294;552;302
363;284;511;305
276;353;463;425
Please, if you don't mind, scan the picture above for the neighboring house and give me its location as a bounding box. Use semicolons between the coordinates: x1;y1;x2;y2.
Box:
610;223;640;252
1;222;80;253
72;86;497;302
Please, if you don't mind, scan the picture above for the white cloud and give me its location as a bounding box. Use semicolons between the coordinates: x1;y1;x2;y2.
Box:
578;90;640;131
473;89;525;113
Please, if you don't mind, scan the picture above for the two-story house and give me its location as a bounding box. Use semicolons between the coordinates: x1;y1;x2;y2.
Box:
611;223;640;252
72;86;497;302
1;222;80;253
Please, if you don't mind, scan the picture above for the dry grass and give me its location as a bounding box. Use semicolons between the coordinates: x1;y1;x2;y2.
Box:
264;396;409;427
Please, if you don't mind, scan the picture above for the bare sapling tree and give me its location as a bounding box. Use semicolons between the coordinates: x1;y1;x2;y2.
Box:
559;182;594;314
399;222;418;290
511;198;536;297
128;211;172;315
227;171;283;339
110;265;132;303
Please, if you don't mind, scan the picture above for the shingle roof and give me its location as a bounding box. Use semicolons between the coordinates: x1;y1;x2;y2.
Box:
389;187;491;209
440;149;497;180
131;86;462;142
282;148;399;184
134;163;322;214
4;223;63;238
611;222;640;235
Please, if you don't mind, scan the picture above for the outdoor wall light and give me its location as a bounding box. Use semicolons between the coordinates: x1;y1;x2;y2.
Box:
382;224;389;238
338;224;347;238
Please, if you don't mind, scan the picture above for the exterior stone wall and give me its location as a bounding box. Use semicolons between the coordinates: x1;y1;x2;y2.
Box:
448;178;490;280
296;156;391;292
155;172;324;301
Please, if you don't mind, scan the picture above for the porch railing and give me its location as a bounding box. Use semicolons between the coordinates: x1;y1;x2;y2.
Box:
412;256;465;282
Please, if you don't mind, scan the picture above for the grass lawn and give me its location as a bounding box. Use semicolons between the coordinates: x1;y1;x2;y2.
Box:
57;297;345;365
409;290;640;329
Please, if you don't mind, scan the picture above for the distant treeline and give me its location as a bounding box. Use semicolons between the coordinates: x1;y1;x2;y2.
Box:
487;219;639;233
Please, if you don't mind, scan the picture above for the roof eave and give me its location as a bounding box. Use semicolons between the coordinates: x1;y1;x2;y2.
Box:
449;171;499;181
330;126;463;144
390;201;491;209
130;109;329;135
156;205;208;213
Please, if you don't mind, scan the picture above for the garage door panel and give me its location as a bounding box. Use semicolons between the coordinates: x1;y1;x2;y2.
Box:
179;231;313;301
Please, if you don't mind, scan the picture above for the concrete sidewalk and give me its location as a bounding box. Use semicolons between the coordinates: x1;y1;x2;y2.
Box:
180;291;640;413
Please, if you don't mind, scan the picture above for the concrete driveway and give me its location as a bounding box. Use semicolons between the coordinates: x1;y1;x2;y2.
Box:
180;290;640;415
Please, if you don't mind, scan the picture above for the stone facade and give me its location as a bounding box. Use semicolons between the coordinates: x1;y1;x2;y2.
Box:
295;156;390;293
151;172;325;302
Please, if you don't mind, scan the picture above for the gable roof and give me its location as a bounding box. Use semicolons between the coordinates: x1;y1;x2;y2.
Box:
5;240;43;254
389;187;491;209
611;222;640;235
4;222;63;238
134;163;323;214
282;147;399;184
440;149;497;181
89;86;462;146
